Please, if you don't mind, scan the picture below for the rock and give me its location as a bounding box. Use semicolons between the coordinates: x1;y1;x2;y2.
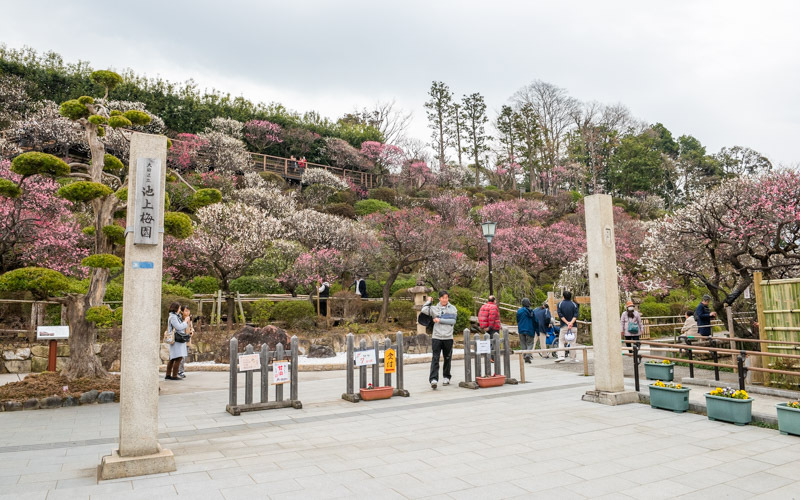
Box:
308;344;336;358
23;398;39;410
4;360;31;373
219;325;289;362
31;356;48;373
40;396;63;409
62;396;79;407
109;360;120;372
93;343;102;354
97;391;115;404
56;357;66;371
57;345;70;357
99;343;120;370
3;401;22;411
79;390;99;404
31;345;49;357
3;348;30;361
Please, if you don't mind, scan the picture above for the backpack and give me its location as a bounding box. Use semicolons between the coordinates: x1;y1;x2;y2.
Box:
627;315;640;334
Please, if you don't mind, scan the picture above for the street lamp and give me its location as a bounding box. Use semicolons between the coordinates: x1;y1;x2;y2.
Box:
481;221;497;297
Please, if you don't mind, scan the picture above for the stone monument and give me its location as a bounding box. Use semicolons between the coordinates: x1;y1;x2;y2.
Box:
581;194;637;406
408;277;432;335
100;133;176;479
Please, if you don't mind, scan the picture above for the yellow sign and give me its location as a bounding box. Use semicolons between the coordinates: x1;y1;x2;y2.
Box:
384;348;396;374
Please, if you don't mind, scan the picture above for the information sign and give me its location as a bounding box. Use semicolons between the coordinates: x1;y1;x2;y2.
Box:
354;350;377;366
476;340;491;354
384;348;396;374
36;326;70;340
238;353;261;372
273;361;290;384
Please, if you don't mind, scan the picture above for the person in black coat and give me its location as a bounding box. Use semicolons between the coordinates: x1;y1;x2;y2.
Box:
694;294;716;336
317;281;330;316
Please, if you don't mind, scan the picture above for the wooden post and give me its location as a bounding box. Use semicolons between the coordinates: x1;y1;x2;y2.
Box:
518;352;526;383
726;305;736;365
236;292;246;325
228;338;238;407
753;272;768;385
582;348;589;376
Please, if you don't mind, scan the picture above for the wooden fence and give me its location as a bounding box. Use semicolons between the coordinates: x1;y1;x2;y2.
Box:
753;272;800;385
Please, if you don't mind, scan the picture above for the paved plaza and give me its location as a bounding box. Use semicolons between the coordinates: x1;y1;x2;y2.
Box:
1;359;799;499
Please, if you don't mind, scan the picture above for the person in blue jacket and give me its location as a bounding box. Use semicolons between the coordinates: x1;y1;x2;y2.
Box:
694;295;716;336
532;301;552;358
517;298;536;363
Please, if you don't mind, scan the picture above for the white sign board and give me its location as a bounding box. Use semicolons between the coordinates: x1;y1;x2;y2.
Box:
354;350;377;366
133;157;162;245
36;326;69;340
476;340;491;354
273;361;290;384
744;285;751;299
238;353;261;372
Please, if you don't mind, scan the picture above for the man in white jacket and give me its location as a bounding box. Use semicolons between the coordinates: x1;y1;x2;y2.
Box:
421;290;458;389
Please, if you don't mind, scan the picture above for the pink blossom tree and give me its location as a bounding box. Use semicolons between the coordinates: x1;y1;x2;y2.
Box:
168;133;207;172
278;248;346;293
478;199;550;228
360;141;405;184
243;120;283;153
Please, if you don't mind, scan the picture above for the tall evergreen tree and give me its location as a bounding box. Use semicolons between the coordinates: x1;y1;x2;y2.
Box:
424;81;453;170
460;93;490;187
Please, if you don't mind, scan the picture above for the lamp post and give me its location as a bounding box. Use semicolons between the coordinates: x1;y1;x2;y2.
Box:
481;221;497;297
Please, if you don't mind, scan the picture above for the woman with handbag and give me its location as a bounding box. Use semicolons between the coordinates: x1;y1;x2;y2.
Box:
166;302;191;380
177;306;195;379
620;300;643;354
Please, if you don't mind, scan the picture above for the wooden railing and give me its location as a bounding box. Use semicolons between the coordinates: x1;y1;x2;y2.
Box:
249;153;376;189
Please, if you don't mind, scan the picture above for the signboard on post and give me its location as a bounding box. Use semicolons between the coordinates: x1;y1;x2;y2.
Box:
238;353;261;372
476;340;491;354
273;361;290;384
384;348;396;374
354;350;376;366
133;157;162;246
36;326;69;340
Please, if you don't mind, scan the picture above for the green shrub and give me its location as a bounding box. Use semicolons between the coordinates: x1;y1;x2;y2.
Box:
88;115;106;125
59;99;90;120
271;300;315;327
259;171;286;187
358;301;383;323
639;301;671;318
390;278;417;296
250;299;275;326
447;286;476;310
86;305;122;328
11;152;70;177
77;95;95;105
101;225;125;245
0;178;21;198
164;212;193;239
103;154;124;171
104;282;123;302
485;185;498;191
108;115;132;129
364;279;383;299
454;305;472;336
90;70;123;91
190;188;222;210
161;283;193;299
96;125;106;137
230;275;284;295
483;190;502;201
82;253;122;269
0;267;70;299
323;202;355;219
187;276;220;294
58;181;113;203
388;301;415;327
122;110;151;126
114;187;128;201
664;289;689;303
354;199;395;216
368;187;396;205
392;288;413;299
328;190;355;205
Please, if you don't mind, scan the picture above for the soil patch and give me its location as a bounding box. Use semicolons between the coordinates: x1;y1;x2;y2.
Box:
0;371;120;402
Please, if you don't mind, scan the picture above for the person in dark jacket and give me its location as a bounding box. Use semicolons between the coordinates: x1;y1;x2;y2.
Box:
695;295;716;336
556;291;580;363
351;278;368;299
532;301;552;357
317;281;330;317
517;298;536;363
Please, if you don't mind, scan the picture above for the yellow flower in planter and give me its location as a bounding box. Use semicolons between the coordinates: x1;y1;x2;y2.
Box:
788;401;800;409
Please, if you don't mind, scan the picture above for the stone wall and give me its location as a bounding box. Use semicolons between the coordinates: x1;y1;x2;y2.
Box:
1;342;103;374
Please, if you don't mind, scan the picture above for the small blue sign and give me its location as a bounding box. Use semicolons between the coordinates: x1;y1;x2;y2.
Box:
131;261;154;269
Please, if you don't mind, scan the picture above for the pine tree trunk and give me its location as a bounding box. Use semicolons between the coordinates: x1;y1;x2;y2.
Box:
61;294;108;379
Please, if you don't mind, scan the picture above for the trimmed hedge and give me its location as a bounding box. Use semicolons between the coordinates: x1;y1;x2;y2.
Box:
250;299;274;327
229;275;284;295
162;283;193;299
354;199;395;216
270;300;315;327
187;276;220;294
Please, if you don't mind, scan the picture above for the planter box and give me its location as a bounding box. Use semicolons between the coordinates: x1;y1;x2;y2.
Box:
649;385;690;413
705;394;753;426
776;403;800;436
359;386;394;401
644;362;675;381
476;375;506;388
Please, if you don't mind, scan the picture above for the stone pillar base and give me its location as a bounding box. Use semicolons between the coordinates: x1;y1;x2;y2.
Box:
99;445;176;480
582;390;638;406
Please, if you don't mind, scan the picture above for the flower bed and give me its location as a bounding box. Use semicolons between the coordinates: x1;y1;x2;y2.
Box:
644;359;675;381
705;387;753;426
649;381;690;413
0;372;119;411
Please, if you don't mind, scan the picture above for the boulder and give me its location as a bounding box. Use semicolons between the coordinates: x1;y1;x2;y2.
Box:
62;396;79;407
3;348;30;361
98;343;120;370
218;325;289;362
97;391;115;404
40;396;63;409
4;360;31;373
79;389;99;404
307;344;336;358
23;398;39;410
31;356;48;373
2;401;22;411
57;345;70;357
31;345;49;357
109;360;120;372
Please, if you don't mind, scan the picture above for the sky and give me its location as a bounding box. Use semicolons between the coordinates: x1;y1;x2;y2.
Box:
3;0;799;165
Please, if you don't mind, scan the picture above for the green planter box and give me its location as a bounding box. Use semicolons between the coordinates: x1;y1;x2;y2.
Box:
776;403;800;436
649;385;690;413
644;362;675;381
705;394;753;426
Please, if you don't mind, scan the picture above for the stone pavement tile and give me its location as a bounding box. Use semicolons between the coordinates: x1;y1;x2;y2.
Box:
748;447;800;466
571;461;633;481
624;464;685;486
0;481;57;497
252;464;324;482
527;486;588;499
733;436;793;454
666;453;724;473
510;470;582;493
670;469;737;490
0;492;47;500
448;481;530;500
752;483;800;499
564;474;639;497
384;476;472;499
731;472;796;495
174;475;254;496
362;459;430;478
621;478;696;499
130;471;211;490
174;459;241;474
0;463;62;477
709;457;773;476
410;463;481;484
219;480;301;499
755;461;799;480
678;483;754;499
421;450;483;468
317;456;386;473
43;480;135;500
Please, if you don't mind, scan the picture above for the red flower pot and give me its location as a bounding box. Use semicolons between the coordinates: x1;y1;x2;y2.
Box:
476;375;506;388
359;386;394;401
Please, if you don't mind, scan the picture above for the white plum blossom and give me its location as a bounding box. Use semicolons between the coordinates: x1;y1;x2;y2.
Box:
301;167;350;191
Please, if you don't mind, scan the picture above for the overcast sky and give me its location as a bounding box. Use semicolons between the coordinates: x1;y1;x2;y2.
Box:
3;0;799;165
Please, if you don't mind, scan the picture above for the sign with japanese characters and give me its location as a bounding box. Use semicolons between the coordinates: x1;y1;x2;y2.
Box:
133;157;161;245
36;326;70;340
238;353;261;372
476;340;491;354
354;350;376;366
273;361;290;384
384;348;396;374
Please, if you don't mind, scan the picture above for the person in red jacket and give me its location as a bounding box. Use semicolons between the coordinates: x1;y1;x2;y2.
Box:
478;296;501;338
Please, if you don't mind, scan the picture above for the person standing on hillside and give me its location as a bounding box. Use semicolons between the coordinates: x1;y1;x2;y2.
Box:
556;291;580;363
695;295;716;337
516;298;536;363
478;296;501;338
421;290;457;389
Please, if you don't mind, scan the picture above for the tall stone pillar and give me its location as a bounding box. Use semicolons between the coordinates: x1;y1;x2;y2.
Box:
100;132;176;479
581;194;637;405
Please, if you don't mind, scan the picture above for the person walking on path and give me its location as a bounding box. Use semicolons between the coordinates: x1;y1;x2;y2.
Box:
421;290;457;389
556;291;580;363
620;300;643;354
166;303;191;380
177;306;195;379
517;298;536;363
478;296;501;338
533;301;552;358
695;295;716;337
680;310;698;338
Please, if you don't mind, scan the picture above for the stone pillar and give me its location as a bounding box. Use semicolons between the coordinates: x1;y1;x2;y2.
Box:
100;132;176;479
581;194;637;406
408;285;432;335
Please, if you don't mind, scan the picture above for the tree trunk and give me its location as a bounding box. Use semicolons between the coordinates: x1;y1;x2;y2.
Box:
61;294;108;379
226;295;236;329
378;271;401;323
